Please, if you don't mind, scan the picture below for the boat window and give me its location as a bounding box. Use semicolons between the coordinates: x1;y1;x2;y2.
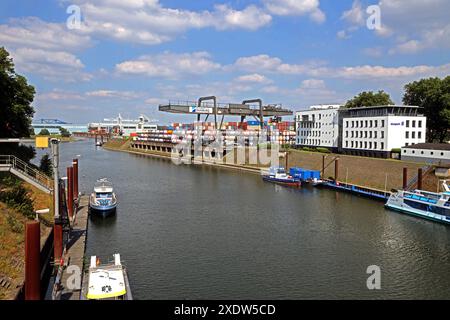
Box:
96;192;113;198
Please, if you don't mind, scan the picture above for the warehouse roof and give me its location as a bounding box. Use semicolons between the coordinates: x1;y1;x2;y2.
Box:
403;143;450;151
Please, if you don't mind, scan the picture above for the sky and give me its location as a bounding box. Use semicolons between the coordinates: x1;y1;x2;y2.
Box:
1;0;449;125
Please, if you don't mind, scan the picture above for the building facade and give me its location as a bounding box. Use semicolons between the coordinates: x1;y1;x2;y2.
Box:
295;105;427;158
401;143;450;165
339;106;427;158
295;105;341;152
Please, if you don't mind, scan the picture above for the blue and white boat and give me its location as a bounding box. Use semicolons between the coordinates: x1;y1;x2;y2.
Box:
385;181;450;225
89;178;117;217
262;167;301;188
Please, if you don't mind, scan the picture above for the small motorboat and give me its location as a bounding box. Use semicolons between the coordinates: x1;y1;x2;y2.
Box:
262;167;301;188
81;253;132;300
95;141;103;147
89;178;117;217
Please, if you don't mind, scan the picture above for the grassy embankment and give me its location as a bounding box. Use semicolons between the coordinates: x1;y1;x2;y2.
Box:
0;175;53;300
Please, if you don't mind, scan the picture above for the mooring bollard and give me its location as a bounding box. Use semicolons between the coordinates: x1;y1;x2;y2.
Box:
25;221;40;300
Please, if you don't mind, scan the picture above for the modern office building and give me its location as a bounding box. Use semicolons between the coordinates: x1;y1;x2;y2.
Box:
401;143;450;165
339;106;427;158
295;105;427;158
295;104;341;152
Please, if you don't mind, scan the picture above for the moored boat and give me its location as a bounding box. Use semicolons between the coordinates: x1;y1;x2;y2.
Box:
262;167;301;187
385;181;450;225
81;253;132;300
89;178;117;217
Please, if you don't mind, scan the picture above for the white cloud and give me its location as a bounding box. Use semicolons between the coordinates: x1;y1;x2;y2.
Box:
300;79;325;89
10;48;92;82
263;0;325;23
235;73;272;84
341;0;365;26
234;54;450;80
71;0;272;45
85;90;143;99
116;51;221;78
0;17;92;51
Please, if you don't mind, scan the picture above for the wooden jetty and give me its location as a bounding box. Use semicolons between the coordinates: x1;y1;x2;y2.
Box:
52;195;89;300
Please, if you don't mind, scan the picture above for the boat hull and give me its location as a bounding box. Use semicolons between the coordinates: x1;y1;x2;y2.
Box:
385;198;450;225
89;204;117;217
262;176;301;187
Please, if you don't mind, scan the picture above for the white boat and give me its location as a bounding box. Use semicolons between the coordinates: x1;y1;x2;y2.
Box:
81;254;132;300
89;178;117;217
95;141;103;146
385;180;450;225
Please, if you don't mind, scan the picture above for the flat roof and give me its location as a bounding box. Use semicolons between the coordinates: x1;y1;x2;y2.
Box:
403;143;450;151
344;105;420;110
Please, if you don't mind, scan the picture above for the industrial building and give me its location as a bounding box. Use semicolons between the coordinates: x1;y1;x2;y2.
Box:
401;143;450;165
295;105;427;158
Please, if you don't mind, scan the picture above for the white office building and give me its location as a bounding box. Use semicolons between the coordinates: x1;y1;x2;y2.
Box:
340;106;427;158
295;104;341;151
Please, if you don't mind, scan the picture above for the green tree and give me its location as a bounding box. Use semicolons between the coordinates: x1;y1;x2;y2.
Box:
59;126;71;137
0;47;35;138
38;128;50;135
345;90;394;108
39;154;53;177
403;76;450;143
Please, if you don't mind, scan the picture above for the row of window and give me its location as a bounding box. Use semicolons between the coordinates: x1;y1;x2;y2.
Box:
405;120;422;128
345;130;384;139
405;131;422;139
345;140;385;150
298;131;334;137
345;119;385;128
403;149;445;156
298;122;335;129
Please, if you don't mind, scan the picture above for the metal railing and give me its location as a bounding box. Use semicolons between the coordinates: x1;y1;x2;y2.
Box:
0;155;53;192
406;161;434;190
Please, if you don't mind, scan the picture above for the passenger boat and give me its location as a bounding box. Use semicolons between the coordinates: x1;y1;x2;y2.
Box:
262;167;301;187
89;178;117;217
81;254;132;300
385;181;450;225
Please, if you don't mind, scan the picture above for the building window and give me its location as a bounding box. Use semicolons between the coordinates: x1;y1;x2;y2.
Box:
381;142;384;149
369;131;372;138
406;120;410;127
374;142;377;149
360;120;363;127
418;120;422;128
374;131;377;138
405;131;409;139
364;141;367;149
412;120;416;128
412;132;415;139
381;120;385;127
345;141;348;148
418;132;422;139
381;131;384;139
369;142;372;149
370;120;373;127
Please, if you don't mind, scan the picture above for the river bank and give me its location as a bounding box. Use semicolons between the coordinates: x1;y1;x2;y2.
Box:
103;138;439;192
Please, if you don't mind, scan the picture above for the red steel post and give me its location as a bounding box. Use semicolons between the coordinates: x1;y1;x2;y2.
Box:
25;221;40;300
53;224;63;264
403;167;408;190
418;168;423;190
72;159;78;201
335;159;339;182
67;167;74;219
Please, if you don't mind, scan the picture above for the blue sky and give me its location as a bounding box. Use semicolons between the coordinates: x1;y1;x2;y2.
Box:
1;0;449;124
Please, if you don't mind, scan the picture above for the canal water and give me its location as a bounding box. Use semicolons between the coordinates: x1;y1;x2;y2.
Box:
36;139;450;299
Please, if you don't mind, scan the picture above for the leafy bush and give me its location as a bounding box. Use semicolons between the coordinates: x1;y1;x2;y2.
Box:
59;127;71;137
39;154;53;177
7;215;24;233
391;148;401;153
38;128;50;135
0;184;34;219
316;147;332;153
302;147;316;152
